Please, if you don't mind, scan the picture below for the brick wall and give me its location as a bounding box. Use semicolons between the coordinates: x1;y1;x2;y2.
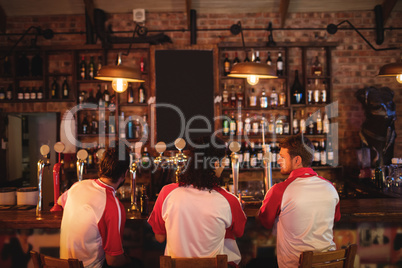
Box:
1;10;402;170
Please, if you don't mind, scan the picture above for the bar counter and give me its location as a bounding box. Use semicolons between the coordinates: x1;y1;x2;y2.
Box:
0;198;401;229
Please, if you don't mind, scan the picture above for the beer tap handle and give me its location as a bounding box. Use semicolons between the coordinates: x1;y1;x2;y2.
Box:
51;142;65;212
229;141;241;197
76;149;88;182
37;144;50;218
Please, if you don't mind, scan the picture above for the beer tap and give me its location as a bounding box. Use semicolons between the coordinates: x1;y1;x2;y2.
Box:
127;145;140;213
154;141;167;166
76;149;88;182
261;121;273;193
229;141;241;197
50;142;65;212
37;145;51;218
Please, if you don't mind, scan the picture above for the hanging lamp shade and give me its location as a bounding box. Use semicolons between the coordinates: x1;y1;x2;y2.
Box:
228;62;278;85
378;62;402;83
94;65;144;83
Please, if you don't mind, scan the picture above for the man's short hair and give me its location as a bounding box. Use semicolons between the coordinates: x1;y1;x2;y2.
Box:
98;147;130;183
279;134;314;167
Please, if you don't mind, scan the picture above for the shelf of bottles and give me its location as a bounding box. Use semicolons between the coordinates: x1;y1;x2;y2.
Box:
218;44;337;169
0;50;77;102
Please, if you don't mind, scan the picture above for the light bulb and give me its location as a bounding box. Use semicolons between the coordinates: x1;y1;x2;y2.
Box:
112;78;128;93
247;75;259;85
396;74;402;84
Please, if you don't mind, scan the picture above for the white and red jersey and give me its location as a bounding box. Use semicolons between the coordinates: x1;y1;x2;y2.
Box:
148;183;247;265
59;179;126;268
258;167;341;268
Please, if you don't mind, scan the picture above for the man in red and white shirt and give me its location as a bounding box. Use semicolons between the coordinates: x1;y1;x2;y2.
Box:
148;136;247;267
59;148;140;268
258;134;341;268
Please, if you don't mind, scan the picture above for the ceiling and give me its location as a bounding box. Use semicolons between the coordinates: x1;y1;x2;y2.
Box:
1;0;401;17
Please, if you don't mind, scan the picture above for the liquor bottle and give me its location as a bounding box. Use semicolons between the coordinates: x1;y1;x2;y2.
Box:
31;52;43;77
222;83;229;107
327;141;334;166
87;89;97;104
313;141;321;166
276;52;284;76
323;113;330;134
271;143;278;168
283;116;290;135
108;112;116;134
313;79;320;104
237;143;243;166
230;91;236;108
138;83;146;103
30;87;37;100
243;142;251;168
260;114;268;134
142;147;151;169
316;111;323;134
320;140;327;166
257;143;263;166
96;56;102;77
103;85;110;108
307;80;313;105
252;114;259;135
96;84;104;107
229;112;237;136
24;87;30;100
62;76;69;99
275;117;283;135
244;113;251;136
222;111;230;136
88;56;95;79
223;53;231;76
254;51;261;63
140;56;145;73
290;70;304;105
266;52;272;66
51;77;59;99
237;113;243;136
270;87;278;107
17;87;24;100
236;87;244;108
321;80;327;103
311;56;322;76
3;56;11;76
119;112;126;139
244;51;250;62
87;147;94;169
292;110;299;134
91;115;98;134
37;86;43;100
300;110;306;134
233;52;240;65
6;84;13;100
307;112;314;135
140;185;149;216
82;114;89;134
260;88;268;108
249;88;257;107
279;84;286;107
250;142;257;168
0;87;5;100
127;116;134;139
79;55;87;80
223;142;231;168
268;114;275;134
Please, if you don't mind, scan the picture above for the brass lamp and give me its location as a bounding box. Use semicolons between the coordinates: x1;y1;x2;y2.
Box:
94;24;145;93
378;56;402;84
227;21;277;85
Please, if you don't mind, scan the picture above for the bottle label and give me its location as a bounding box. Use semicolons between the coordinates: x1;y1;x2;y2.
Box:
252;122;259;134
0;93;5;100
223;121;229;135
250;157;257;167
249;96;257;107
30;92;36;99
237;121;243;135
230;122;236;132
37;92;43;99
314;151;320;162
328;151;334;161
6;91;12;100
277;62;283;70
320;151;327;165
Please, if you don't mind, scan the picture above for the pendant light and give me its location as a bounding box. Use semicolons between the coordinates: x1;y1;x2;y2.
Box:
378;54;402;84
94;24;145;93
227;21;277;85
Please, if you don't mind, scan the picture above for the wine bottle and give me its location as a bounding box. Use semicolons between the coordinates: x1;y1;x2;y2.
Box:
233;52;240;65
250;142;257;168
138;83;146;103
108;112;116;134
223;53;231;76
249;88;257;107
96;84;104;107
17;87;24;100
88;56;95;79
222;83;229;107
62;76;69;99
31;52;43;77
6;84;13;100
252;114;259;135
51;77;59;99
316;111;322;134
313;79;320;104
237;113;243;136
244;51;250;62
260;88;268;108
37;86;43;100
87;89;97;104
307;112;314;135
79;56;87;80
127;84;134;104
82;114;89;134
300;110;306;134
276;52;284;76
229;112;237;136
30;87;37;100
103;85;110;108
254;51;261;63
270;87;278;107
320;140;327;166
222;111;230;136
290;70;304;105
311;56;322;76
292;110;299;135
323;113;330;134
321;80;327;103
266;52;272;66
313;141;321;166
244;113;251;136
91;115;98;134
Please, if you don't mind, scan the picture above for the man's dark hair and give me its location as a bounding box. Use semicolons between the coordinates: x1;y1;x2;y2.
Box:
279;134;314;167
98;147;130;183
179;136;226;190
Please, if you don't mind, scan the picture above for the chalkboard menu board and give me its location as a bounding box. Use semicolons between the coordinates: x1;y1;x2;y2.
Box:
155;50;214;149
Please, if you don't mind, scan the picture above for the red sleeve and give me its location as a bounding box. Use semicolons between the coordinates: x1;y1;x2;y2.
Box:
213;187;247;239
98;191;125;256
148;183;179;235
258;183;285;230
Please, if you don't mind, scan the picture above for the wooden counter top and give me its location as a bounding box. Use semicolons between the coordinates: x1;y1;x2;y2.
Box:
0;198;401;229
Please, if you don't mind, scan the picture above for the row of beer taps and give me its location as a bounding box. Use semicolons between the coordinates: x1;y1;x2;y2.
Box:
36;137;273;217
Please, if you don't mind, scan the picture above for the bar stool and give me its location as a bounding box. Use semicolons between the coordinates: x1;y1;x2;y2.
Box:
30;250;84;268
160;254;227;268
298;244;357;268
